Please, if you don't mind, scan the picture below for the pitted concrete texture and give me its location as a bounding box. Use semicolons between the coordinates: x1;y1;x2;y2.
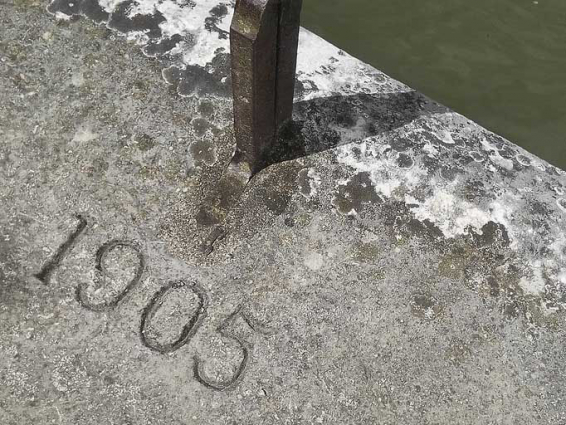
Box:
1;1;566;424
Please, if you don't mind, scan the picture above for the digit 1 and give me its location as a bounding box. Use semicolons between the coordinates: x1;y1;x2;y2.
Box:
34;215;88;285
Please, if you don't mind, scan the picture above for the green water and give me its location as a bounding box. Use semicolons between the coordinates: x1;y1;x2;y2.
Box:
302;0;566;170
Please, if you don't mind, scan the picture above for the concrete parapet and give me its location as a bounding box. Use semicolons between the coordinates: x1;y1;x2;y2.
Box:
0;1;565;423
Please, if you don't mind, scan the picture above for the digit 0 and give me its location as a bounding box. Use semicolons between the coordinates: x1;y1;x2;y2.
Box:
140;281;209;354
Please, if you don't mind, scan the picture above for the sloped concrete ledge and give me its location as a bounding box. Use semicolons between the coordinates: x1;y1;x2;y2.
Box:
1;1;565;424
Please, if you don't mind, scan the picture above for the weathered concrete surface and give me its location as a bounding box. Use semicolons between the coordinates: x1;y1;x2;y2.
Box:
1;0;566;424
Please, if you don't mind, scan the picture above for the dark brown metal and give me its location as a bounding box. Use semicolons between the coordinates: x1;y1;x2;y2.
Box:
194;0;302;250
276;0;302;128
230;0;302;175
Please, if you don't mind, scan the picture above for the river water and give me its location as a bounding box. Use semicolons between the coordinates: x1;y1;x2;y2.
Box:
302;0;565;170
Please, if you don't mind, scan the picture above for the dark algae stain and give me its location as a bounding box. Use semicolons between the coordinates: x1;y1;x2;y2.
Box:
143;34;184;57
205;3;229;38
47;0;80;16
198;101;216;118
333;172;381;215
260;165;301;216
80;0;109;22
396;153;414;169
191;118;215;137
134;134;155;152
488;276;500;298
190;139;216;166
108;1;165;39
470;221;510;248
163;54;231;97
47;0;109;23
410;294;443;320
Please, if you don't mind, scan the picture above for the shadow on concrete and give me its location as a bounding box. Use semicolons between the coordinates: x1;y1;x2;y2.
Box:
264;90;450;168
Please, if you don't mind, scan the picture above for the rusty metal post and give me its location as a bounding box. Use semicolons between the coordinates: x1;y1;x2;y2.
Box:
231;0;302;175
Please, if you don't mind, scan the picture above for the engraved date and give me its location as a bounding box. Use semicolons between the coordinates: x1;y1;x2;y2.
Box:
34;215;270;391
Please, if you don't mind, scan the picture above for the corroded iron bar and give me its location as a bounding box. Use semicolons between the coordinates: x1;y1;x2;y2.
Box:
276;0;302;127
231;0;302;175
